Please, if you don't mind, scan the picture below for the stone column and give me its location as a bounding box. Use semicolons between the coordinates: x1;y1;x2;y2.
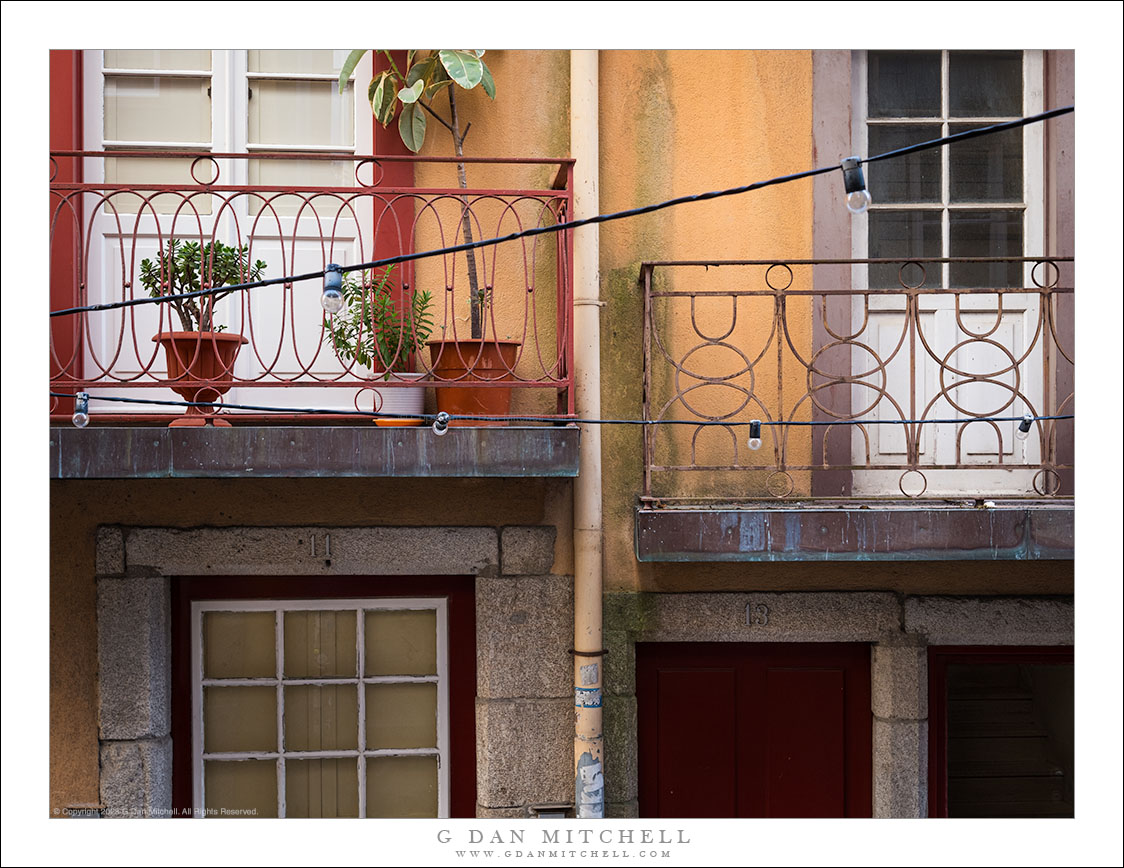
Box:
871;634;928;818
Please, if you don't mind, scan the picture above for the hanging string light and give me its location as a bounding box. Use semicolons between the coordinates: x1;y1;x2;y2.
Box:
321;264;345;314
841;157;871;214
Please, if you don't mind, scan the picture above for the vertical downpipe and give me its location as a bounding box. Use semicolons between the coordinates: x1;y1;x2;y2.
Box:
570;49;604;820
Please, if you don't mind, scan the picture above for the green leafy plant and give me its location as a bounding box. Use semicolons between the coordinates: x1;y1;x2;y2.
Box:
323;266;434;378
139;239;266;333
339;49;495;338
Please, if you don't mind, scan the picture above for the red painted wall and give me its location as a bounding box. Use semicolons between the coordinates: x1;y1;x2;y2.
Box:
49;50;83;392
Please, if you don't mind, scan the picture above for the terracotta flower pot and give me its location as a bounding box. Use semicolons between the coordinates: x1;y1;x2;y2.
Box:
427;338;521;427
153;331;248;427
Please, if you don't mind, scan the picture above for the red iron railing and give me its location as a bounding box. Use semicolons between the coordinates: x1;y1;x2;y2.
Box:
50;150;575;423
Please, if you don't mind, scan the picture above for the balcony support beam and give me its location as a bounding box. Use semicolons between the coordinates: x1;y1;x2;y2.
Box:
635;503;1074;562
51;425;580;479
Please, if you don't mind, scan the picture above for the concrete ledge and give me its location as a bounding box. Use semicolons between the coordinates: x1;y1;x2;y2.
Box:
99;738;172;818
52;425;580;479
97;577;170;740
501;526;558;576
636;503;1074;561
125;526;499;577
635;592;900;643
904;596;1074;645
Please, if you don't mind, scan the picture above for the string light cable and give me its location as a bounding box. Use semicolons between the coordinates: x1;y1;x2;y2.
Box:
53;392;1074;436
49;105;1074;320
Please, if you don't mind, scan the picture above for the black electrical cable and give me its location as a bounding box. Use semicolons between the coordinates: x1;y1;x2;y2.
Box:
49;106;1073;320
50;392;1074;429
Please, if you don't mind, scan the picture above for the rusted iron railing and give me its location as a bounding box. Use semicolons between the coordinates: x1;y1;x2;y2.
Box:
640;258;1073;501
49;151;574;423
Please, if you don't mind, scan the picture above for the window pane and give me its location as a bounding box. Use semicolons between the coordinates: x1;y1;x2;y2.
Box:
365;610;437;676
950;210;1023;287
867;124;942;203
247;160;356;216
203;611;275;679
286;758;360;818
366;683;438;749
204;686;277;753
105;50;211;71
104;75;211;144
248;50;353;75
248;79;354;148
204;760;277;817
284;610;357;678
868;52;940;118
950;125;1023;203
366;756;438;818
284;684;359;751
949;51;1022;117
868;210;942;288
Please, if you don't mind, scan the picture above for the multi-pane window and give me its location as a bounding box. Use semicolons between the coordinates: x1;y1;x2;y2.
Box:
861;50;1036;288
850;50;1046;493
192;599;448;818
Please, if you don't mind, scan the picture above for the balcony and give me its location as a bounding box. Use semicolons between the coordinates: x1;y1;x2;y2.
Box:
49;151;579;479
636;258;1073;561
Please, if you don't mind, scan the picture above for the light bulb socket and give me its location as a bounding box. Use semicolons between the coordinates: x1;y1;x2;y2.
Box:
1015;413;1034;440
432;411;451;436
841;157;866;196
747;419;763;450
322;264;345;314
72;392;90;428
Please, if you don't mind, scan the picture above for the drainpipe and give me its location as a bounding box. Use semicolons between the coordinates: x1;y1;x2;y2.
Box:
570;49;604;820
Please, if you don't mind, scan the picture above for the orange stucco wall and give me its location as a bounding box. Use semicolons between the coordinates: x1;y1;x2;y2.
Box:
596;50;817;592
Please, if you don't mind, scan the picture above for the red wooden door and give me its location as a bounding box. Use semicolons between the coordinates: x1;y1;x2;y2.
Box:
637;643;871;818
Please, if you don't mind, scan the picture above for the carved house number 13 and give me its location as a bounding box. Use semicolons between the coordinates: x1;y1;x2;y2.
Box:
745;603;770;627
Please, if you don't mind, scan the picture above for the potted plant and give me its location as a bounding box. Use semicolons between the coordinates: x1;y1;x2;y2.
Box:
340;49;521;424
322;266;434;426
139;239;266;427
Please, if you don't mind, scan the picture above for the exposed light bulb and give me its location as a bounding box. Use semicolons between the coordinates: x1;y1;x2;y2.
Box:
432;411;451;436
841;157;871;214
747;419;763;451
72;392;90;428
846;188;872;214
1015;413;1034;441
321;264;344;314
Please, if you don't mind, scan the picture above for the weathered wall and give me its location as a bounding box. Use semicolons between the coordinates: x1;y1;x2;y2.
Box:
49;476;573;815
410;50;572;418
597;50;816;593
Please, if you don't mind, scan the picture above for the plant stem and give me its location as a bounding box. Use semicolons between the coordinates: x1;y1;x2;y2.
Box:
447;85;484;340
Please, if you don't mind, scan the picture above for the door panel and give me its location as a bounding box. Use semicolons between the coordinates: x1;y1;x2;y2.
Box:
654;667;737;817
638;643;871;818
763;668;846;817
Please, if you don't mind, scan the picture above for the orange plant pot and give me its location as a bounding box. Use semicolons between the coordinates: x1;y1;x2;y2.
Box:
153;331;248;427
427;339;521;427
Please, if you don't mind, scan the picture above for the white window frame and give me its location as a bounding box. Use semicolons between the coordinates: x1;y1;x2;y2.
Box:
190;597;450;819
848;50;1047;494
852;49;1044;281
80;50;374;414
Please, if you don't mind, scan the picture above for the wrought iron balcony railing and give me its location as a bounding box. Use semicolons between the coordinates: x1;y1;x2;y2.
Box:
640;258;1073;502
49;151;574;424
